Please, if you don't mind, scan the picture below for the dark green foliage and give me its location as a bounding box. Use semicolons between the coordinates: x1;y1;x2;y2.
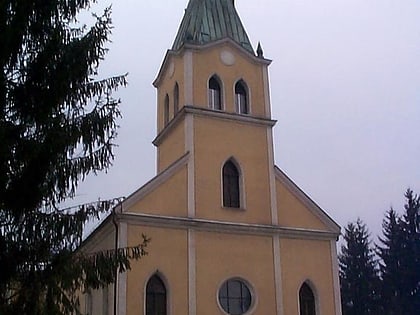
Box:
377;189;420;315
339;219;381;315
0;1;148;314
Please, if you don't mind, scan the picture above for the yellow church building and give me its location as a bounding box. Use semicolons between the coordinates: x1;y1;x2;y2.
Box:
82;0;342;314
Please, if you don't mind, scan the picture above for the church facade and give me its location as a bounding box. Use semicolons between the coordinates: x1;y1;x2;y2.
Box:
82;1;342;315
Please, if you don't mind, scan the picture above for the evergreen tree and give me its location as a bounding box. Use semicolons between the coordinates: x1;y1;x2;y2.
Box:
377;209;404;315
339;219;381;315
377;189;420;314
0;1;148;314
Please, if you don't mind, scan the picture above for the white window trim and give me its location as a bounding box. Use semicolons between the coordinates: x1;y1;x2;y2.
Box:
220;157;246;210
216;276;258;315
143;271;171;315
233;79;251;115
207;74;224;111
296;279;320;315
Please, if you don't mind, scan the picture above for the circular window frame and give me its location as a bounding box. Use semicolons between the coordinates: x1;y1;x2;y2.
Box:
216;277;256;315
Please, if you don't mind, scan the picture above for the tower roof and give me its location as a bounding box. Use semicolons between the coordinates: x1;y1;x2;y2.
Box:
172;0;254;54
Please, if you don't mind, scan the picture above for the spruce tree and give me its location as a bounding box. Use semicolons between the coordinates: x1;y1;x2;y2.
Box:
339;219;380;315
377;209;404;315
0;1;147;314
377;189;420;314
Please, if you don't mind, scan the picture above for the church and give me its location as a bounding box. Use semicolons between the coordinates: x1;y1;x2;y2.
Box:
81;0;342;314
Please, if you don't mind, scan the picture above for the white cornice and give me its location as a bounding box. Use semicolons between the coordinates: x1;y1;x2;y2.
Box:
183;106;276;126
152;108;186;146
153;106;277;146
182;38;272;65
274;166;341;235
117;212;339;241
153;38;272;88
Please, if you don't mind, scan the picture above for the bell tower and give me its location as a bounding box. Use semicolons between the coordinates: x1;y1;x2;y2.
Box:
152;0;278;224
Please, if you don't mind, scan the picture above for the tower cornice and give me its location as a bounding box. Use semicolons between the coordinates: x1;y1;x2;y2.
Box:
153;38;271;88
152;105;277;147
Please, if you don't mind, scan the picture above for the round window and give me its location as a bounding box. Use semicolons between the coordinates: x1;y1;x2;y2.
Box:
218;279;252;315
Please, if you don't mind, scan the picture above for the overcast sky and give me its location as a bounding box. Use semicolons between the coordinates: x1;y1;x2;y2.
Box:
73;0;420;239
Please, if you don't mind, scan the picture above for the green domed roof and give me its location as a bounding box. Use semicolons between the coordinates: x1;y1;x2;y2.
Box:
172;0;254;54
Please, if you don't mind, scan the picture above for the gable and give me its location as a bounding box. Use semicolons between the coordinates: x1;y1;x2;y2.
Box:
121;153;189;217
275;166;340;234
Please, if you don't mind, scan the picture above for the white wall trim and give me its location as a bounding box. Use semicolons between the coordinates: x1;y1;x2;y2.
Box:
184;50;193;105
267;129;278;225
188;229;196;315
118;212;339;241
262;65;271;118
273;235;284;315
185;114;195;217
180;106;276;127
156;89;160;172
330;240;343;315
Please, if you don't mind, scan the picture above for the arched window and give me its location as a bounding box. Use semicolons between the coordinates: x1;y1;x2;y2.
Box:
299;283;316;315
146;275;167;315
164;94;169;126
223;160;240;208
235;80;248;114
173;83;179;113
208;76;222;110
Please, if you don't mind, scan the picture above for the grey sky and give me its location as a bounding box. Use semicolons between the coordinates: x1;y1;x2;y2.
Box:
74;0;420;238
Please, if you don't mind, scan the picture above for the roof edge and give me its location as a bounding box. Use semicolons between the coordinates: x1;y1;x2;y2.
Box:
120;152;191;211
274;166;341;236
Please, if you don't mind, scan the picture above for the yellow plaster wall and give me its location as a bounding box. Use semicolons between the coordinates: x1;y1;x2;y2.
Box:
157;54;185;133
191;43;268;117
194;116;272;224
126;225;188;315
129;165;188;217
276;178;327;230
279;238;335;315
195;231;276;315
157;118;186;172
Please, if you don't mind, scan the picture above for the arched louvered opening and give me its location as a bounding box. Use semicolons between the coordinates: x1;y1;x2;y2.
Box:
146;274;167;315
163;94;169;126
208;75;222;110
173;83;179;113
222;160;240;208
235;80;249;114
299;282;316;315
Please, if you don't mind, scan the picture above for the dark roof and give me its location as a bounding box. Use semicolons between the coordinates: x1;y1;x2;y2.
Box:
172;0;254;54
